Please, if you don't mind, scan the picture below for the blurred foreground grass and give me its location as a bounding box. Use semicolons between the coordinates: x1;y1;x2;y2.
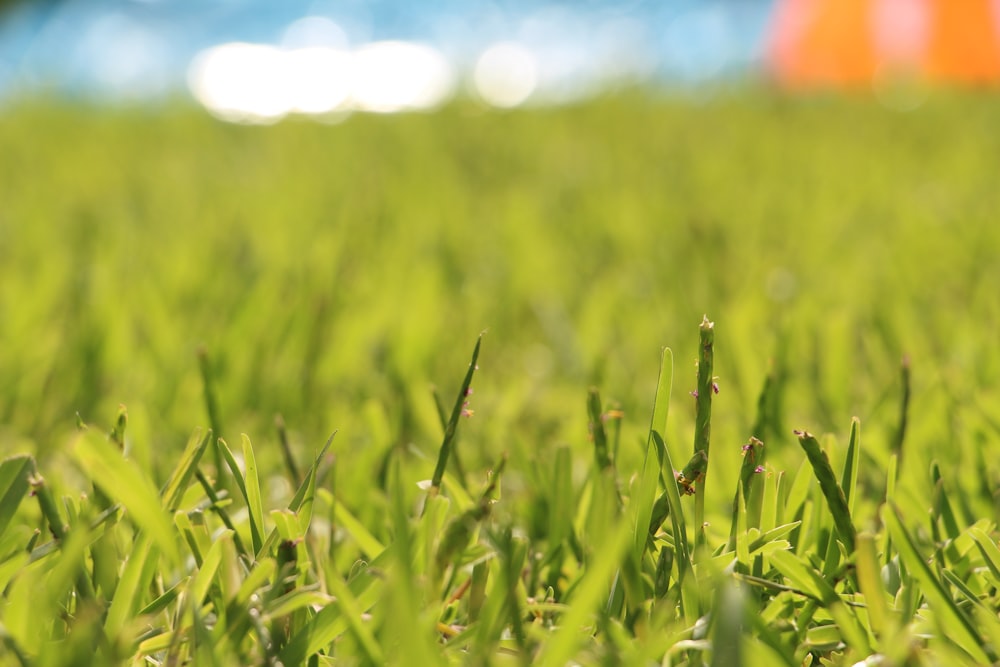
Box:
1;92;1000;665
3;94;998;467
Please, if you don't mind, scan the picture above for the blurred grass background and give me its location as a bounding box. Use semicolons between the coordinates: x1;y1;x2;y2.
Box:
1;92;998;520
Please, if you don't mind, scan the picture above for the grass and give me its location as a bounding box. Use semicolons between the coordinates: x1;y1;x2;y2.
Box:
1;89;1000;665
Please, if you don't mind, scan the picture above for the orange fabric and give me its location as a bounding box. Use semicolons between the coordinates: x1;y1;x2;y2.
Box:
767;0;1000;87
924;2;1000;82
769;0;878;87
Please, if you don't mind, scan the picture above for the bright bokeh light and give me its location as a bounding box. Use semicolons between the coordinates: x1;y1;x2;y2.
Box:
188;43;291;123
283;47;352;114
350;41;454;113
473;42;538;108
188;33;455;122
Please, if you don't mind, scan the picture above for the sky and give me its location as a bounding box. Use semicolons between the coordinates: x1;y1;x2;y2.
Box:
0;0;775;119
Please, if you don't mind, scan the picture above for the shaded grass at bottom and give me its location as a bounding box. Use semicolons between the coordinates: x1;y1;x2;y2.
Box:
1;319;999;666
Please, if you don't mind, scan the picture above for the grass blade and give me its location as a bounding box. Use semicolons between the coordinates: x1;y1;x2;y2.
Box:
273;414;302;486
710;579;745;667
294;432;336;508
731;437;764;542
431;385;469;491
768;549;834;604
278;605;346;665
970;527;1000;586
197;345;226;483
750;364;774;444
161;430;211;513
654;431;689;570
240;434;266;554
105;534;157;638
891;355;910;466
548;445;575;551
693;315;715;550
196;346;223;441
388;460;443;666
884;503;990;664
429;333;483;495
632;347;672;559
73;430;180;565
746;522;801;554
190;530;232;605
534;518;633;667
769;549;870;653
587;387;613;471
795;430;855;553
138;580;183;617
855;532;890;640
0;455;33;542
841;418;860;514
324;567;385;664
218;436;264;555
333;502;386;560
930;461;961;541
653;430;700;623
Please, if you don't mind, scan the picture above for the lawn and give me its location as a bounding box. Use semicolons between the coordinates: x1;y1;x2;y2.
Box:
0;90;999;665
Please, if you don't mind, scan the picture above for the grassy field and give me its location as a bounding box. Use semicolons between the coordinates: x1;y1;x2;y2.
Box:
1;91;999;665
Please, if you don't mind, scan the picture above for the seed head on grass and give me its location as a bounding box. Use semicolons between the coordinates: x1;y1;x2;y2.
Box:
675;450;709;496
109;404;127;450
736;436;765;501
587;387;614;472
461;387;475;417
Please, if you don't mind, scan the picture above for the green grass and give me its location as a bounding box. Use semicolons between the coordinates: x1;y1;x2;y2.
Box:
1;90;1000;665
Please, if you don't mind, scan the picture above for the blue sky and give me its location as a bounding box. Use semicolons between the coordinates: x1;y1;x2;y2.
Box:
0;0;774;108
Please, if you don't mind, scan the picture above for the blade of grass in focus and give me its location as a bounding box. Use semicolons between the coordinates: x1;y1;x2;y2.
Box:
795;429;856;553
693;316;715;550
632;347;672;559
429;334;483;497
218;436;265;555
